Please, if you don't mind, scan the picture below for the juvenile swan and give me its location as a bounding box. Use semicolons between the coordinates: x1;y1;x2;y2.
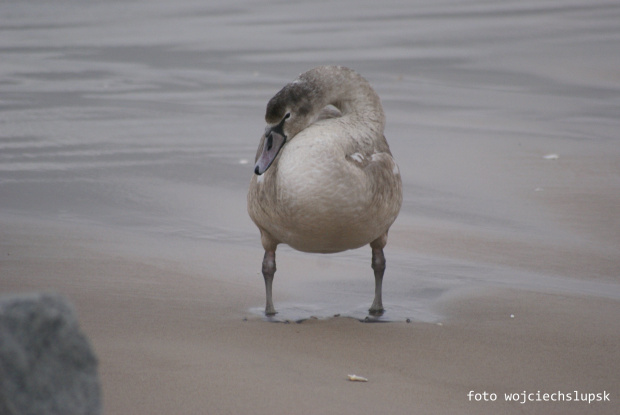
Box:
247;66;402;316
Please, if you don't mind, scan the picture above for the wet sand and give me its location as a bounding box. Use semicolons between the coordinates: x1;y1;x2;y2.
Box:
1;218;618;414
1;0;619;413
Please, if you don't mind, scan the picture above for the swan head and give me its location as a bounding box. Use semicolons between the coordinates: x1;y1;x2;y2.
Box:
254;79;318;175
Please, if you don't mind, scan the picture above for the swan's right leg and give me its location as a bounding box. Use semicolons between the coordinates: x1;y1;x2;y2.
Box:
369;234;388;315
262;250;277;315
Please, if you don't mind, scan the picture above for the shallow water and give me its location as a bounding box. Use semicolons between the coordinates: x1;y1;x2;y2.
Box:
2;0;620;321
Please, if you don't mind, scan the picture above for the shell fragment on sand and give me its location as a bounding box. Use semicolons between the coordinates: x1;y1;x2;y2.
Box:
347;374;368;382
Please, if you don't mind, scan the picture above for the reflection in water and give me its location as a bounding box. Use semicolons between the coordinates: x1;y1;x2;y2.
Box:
250;301;440;324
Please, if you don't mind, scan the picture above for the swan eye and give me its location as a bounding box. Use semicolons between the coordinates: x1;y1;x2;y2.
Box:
284;112;291;120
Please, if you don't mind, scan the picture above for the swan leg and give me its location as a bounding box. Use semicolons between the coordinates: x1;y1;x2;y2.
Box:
369;235;387;315
262;250;277;315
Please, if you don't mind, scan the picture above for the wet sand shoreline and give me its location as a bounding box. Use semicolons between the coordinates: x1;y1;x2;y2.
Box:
2;0;619;413
1;216;618;415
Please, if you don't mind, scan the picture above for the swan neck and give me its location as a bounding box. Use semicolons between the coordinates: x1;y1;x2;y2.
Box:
305;67;385;131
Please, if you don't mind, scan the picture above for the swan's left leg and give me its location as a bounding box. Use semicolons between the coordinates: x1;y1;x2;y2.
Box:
262;250;277;315
369;234;388;315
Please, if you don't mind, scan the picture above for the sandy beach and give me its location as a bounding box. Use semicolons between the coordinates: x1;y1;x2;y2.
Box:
1;0;619;414
2;218;618;414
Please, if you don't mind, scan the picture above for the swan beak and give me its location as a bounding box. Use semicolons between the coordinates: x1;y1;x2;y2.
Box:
254;130;286;175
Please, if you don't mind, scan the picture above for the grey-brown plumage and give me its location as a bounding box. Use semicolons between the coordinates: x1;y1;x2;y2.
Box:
248;66;402;316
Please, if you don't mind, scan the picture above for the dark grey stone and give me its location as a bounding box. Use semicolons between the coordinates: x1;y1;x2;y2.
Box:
0;293;101;415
